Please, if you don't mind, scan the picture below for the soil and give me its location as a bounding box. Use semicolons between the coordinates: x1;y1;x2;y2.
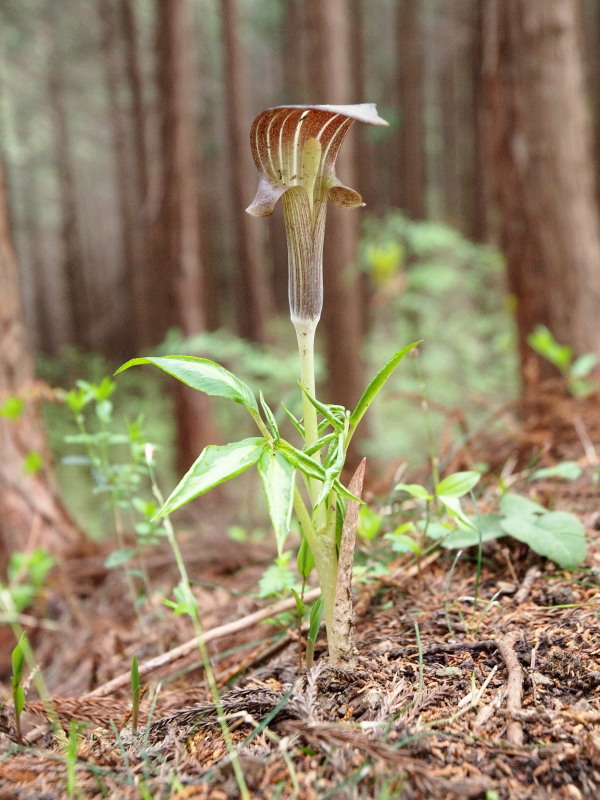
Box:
1;381;600;799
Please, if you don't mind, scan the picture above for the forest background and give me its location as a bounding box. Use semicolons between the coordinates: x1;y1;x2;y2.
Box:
2;0;600;553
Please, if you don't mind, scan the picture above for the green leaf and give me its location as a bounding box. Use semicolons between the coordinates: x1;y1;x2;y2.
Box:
259;392;280;441
530;462;582;482
570;352;598;378
276;441;326;482
501;511;587;569
395;482;432;500
436;471;480;497
500;493;546;517
297;536;314;579
23;451;43;475
290;589;306;619
0;396;25;420
437;495;475;528
300;386;345;432
441;513;505;549
308;595;324;645
158;438;265;516
258;448;296;555
116;356;258;412
357;505;382;541
11;636;26;683
104;549;135;569
349;341;421;438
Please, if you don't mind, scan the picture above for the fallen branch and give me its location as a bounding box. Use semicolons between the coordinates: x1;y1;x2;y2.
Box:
513;566;540;605
495;634;524;746
86;588;321;698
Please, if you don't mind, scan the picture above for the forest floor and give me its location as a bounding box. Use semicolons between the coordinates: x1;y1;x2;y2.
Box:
1;381;600;799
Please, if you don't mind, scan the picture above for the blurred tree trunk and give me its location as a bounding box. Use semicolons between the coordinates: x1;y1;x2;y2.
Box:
98;0;136;359
0;157;82;572
48;53;89;350
221;0;273;343
484;0;600;385
306;0;366;466
119;0;151;350
152;0;217;471
396;0;427;219
472;0;493;242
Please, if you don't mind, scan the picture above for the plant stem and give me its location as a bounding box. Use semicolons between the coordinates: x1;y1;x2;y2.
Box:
294;318;320;460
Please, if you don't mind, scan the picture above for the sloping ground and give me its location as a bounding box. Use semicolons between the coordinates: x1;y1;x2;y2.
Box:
0;384;599;799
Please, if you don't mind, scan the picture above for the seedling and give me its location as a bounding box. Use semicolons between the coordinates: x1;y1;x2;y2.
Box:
117;104;419;663
11;633;27;745
527;325;598;396
130;655;141;734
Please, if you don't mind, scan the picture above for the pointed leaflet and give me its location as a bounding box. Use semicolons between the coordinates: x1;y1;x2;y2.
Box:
348;342;421;442
116;356;258;412
157;438;265;516
258;448;296;556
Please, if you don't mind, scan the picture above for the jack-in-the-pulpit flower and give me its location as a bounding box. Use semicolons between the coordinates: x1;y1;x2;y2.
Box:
246;104;388;325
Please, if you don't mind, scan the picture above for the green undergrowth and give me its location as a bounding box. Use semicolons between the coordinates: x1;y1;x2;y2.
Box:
360;211;519;464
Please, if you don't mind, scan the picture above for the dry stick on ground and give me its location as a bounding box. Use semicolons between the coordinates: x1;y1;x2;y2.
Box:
86;588;321;698
495;634;524;746
513;566;540;605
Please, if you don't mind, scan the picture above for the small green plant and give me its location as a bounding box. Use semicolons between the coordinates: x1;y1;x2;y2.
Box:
130;655;141;734
388;472;587;569
117;104;416;664
11;633;27;745
62;377;168;609
527;325;598;396
0;548;55;618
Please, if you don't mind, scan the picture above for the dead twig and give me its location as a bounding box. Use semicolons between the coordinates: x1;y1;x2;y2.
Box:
513;566;540;605
86;588;321;698
495;634;524;746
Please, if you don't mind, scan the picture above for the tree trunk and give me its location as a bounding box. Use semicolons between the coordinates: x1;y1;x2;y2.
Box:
98;0;137;359
153;0;217;471
221;0;273;344
396;0;427;219
306;0;366;466
484;0;600;384
119;0;152;351
48;53;89;350
0;157;82;572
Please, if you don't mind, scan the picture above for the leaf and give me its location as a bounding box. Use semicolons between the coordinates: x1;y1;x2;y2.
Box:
104;549;135;569
259;392;280;441
116;356;258;412
530;462;582;482
436;471;480;498
441;514;505;549
501;511;586;569
500;493;546;517
300;386;345;432
348;342;421;439
258;448;296;555
395;482;432;500
158;438;265;516
297;536;315;579
308;595;324;645
276;440;326;482
570;352;598;378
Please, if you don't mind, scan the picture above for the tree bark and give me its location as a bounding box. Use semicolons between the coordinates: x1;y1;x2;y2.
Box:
221;0;273;344
152;0;217;471
98;0;137;359
484;0;600;383
119;0;153;351
396;0;427;219
48;53;89;350
0;157;82;571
